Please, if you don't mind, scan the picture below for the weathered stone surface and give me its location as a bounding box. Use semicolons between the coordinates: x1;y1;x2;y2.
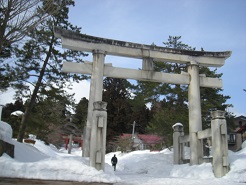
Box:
62;62;223;88
90;101;107;171
54;27;231;67
0;139;14;158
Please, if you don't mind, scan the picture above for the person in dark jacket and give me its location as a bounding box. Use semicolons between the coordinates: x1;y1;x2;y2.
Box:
111;154;118;171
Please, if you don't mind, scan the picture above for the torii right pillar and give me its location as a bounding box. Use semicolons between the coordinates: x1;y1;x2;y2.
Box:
188;61;203;165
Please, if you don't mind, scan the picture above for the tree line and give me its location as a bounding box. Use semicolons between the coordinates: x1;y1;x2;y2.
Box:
0;0;234;151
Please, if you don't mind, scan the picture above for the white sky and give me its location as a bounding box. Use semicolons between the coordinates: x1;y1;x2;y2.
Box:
1;0;245;117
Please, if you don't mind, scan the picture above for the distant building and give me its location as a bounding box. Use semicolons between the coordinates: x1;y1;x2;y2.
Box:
228;115;246;151
122;133;163;151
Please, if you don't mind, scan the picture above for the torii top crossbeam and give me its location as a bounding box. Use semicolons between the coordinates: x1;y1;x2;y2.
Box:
54;27;231;67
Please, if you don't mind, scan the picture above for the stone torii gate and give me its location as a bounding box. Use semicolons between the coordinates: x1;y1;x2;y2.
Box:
54;27;231;168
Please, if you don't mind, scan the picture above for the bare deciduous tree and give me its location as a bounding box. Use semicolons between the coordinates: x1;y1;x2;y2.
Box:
0;0;63;56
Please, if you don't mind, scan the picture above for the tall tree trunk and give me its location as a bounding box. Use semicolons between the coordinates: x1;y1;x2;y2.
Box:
0;0;12;54
17;35;54;142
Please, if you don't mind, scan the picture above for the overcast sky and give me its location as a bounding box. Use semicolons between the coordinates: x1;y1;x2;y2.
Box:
1;0;245;117
67;0;246;116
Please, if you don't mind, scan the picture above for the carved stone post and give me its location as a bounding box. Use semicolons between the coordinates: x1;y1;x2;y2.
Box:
211;110;229;177
90;101;107;171
173;123;184;164
188;61;203;165
83;50;106;157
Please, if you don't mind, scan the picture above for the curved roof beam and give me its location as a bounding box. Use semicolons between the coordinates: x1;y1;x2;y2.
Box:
54;27;231;67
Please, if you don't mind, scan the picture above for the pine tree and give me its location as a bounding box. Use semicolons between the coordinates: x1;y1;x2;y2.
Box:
72;97;88;129
0;0;67;92
7;0;87;142
2;99;25;138
147;100;188;147
102;77;151;151
128;95;151;134
138;36;231;143
25;87;73;143
103;78;133;138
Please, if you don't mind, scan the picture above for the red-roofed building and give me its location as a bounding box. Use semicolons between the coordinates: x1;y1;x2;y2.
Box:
121;133;163;151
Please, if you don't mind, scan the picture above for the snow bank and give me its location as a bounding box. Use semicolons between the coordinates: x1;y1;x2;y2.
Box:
241;140;246;149
170;163;215;179
223;144;246;183
0;153;120;183
0;134;246;184
0;139;121;183
0;121;13;143
13;139;49;162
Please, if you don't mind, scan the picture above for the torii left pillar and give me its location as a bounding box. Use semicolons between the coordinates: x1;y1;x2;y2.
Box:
83;50;106;157
90;101;108;170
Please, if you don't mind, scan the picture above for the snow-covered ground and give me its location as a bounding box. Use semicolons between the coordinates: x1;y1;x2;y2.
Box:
0;138;246;185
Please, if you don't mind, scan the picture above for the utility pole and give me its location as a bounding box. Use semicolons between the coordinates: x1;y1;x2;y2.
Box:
0;105;2;121
131;121;136;139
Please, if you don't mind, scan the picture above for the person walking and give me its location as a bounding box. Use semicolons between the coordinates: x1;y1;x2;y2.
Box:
111;154;118;171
